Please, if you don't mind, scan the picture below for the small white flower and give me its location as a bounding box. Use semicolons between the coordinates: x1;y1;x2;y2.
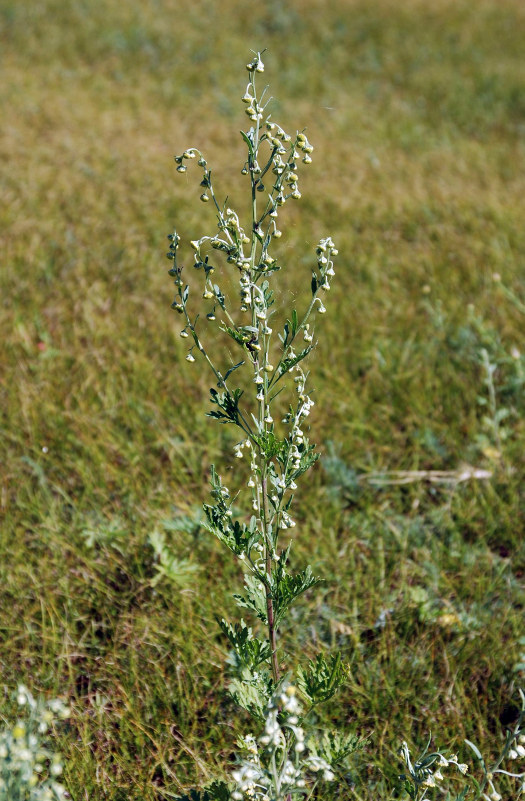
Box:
186;353;195;362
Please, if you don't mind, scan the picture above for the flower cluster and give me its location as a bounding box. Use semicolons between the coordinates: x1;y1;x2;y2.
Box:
231;684;335;801
0;686;70;801
481;731;525;801
399;739;469;798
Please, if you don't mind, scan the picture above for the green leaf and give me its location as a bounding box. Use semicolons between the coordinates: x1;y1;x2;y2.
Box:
272;558;322;626
220;323;258;349
277;345;313;379
218;618;272;670
308;728;366;768
207;387;243;425
297;652;346;706
148;529;199;588
279;309;298;349
228;673;272;721
311;273;318;295
203;507;258;557
234;573;268;624
176;781;231;801
254;431;287;461
464;739;483;761
262;281;275;309
290;438;319;478
240;129;255;157
224;361;245;382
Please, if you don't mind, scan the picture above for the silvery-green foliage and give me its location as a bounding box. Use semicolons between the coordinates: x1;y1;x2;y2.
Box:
0;685;69;801
231;682;338;801
167;51;339;691
148;528;200;588
228;682;364;801
167;51;359;798
398;689;525;801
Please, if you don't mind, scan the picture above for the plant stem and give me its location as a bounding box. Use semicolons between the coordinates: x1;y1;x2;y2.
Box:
262;473;279;685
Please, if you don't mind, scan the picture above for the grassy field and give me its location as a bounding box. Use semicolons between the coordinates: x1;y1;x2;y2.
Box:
1;0;524;798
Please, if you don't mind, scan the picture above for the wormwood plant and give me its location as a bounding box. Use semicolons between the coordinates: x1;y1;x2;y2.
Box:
0;685;69;801
165;52;524;801
167;52;360;799
398;691;525;801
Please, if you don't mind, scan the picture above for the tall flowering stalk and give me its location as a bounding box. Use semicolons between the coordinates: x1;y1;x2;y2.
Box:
167;53;358;799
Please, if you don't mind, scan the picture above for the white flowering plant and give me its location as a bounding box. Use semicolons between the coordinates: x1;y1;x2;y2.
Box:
0;685;70;801
167;52;362;799
398;688;525;801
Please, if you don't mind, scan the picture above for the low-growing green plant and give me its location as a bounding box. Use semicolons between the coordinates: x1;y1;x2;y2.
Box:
166;51;361;799
398;689;525;801
0;685;69;801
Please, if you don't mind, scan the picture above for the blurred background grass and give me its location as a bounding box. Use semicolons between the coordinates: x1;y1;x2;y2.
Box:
1;0;524;798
